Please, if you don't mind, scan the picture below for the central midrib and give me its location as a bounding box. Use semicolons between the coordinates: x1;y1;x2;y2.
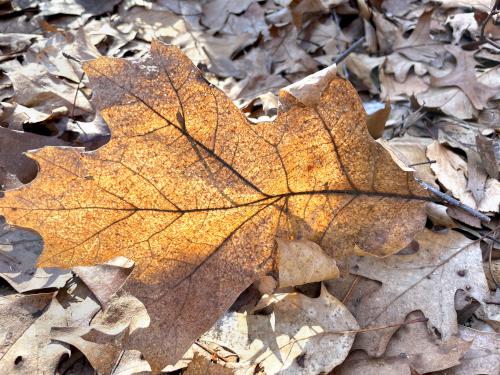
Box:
4;188;432;214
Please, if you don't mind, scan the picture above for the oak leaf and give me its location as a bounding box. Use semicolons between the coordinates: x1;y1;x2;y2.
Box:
430;45;500;111
346;229;489;357
0;40;429;371
335;311;471;375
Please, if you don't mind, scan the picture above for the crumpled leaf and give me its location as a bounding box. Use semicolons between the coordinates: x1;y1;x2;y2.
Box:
335;311;471;375
52;292;150;375
202;285;359;374
346;229;489;357
0;40;429;371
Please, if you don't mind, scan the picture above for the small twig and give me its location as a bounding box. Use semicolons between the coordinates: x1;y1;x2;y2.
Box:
342;275;360;304
70;71;85;119
408;160;436;167
333;36;366;64
480;2;500;49
194;340;227;363
416;178;491;223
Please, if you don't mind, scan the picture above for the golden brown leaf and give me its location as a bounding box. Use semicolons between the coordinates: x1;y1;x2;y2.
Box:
0;40;429;371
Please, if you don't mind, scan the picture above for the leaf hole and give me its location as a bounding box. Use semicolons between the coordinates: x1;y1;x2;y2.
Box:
14;356;23;365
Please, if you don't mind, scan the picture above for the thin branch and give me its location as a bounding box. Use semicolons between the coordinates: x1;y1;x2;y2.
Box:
480;2;500;49
408;160;436;167
333;36;365;64
416;178;491;222
342;275;360;304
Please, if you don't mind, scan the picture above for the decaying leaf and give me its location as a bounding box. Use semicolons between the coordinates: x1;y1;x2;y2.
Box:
394;10;445;66
0;294;70;374
348;229;489;356
0;40;429;371
202;285;359;374
334;311;471;375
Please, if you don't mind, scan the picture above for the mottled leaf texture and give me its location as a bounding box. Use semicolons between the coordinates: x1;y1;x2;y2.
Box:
0;40;429;372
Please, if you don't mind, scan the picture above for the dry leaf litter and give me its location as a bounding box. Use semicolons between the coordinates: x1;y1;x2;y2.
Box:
0;0;499;374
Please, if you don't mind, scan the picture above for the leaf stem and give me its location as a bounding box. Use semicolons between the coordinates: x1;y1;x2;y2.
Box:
415;178;491;222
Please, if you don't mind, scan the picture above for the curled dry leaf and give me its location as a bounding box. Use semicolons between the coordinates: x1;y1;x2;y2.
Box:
349;229;489;357
0;40;429;371
334;311;471;375
202;285;359;375
52;292;150;375
73;256;134;308
277;238;339;288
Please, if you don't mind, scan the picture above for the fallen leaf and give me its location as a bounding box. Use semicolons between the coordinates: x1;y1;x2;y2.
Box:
110;350;151;375
334;311;471;375
476;134;500;179
202;285;359;374
183;353;233;375
0;293;70;374
277;239;339;288
73;256;134;308
344;53;385;94
0;280;100;374
445;13;478;44
433;326;500;375
0;224;71;293
52;291;150;375
394;10;445;66
387;134;436;186
366;100;390;139
0;127;68;190
0;40;429;371
427;141;499;212
427;141;473;207
348;229;489;357
0;291;54;357
430;46;500;110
